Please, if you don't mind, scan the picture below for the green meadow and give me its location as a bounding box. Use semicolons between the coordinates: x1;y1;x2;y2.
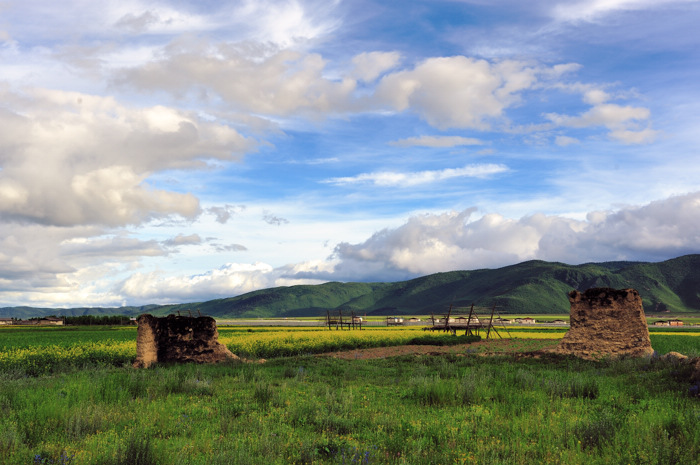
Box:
1;326;698;464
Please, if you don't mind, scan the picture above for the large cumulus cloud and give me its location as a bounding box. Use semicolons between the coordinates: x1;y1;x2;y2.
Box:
321;192;700;281
0;87;255;226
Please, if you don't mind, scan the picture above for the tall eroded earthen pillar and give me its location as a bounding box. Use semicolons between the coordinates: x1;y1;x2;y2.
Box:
133;314;238;368
553;288;654;359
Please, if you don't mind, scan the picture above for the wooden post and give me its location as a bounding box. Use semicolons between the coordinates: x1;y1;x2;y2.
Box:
466;303;475;336
446;304;453;331
486;304;496;340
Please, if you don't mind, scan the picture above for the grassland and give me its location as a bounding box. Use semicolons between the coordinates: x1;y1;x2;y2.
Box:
1;326;699;465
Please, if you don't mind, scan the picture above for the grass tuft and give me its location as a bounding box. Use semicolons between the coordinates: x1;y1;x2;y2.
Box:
105;432;158;465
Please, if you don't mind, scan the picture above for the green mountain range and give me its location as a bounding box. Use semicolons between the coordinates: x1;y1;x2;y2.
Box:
2;255;699;319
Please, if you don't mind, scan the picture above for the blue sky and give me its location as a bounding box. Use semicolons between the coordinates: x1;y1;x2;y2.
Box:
1;0;700;307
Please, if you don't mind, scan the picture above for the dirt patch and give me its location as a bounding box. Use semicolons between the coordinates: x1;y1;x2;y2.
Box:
320;339;559;360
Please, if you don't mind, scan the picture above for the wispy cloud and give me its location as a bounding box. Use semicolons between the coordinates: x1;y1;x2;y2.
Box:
555;135;579;146
213;243;248;253
389;135;484;148
207;205;246;224
323;164;509;187
551;0;696;23
162;234;202;248
263;210;290;225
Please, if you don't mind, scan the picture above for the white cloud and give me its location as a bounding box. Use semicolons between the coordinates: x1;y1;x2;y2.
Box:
2;0;335;44
118;262;275;302
163;233;202;247
0;226;77;282
351;51;401;82
213;243;248;253
547;103;650;128
389;135;484;148
60;234;167;259
262;211;290;226
0;224;170;306
552;0;696;23
375;57;544;130
7;191;700;306
608;127;657;144
117;45;358;116
117;46;596;134
555;135;579;146
108;3;216;36
0;87;255;226
207;204;246;224
323;164;509;187
545;89;656;144
224;0;342;49
321;192;700;281
116;259;332;303
114;10;161;33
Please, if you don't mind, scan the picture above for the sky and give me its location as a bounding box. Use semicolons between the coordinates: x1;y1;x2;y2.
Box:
1;0;700;308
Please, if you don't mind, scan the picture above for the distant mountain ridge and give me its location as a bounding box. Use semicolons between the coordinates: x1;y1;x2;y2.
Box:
2;255;699;318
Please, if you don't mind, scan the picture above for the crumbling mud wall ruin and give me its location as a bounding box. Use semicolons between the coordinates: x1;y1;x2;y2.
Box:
133;314;238;368
552;288;654;359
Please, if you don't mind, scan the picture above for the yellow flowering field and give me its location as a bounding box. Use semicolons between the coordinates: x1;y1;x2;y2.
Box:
0;339;136;375
2;325;696;375
0;326;476;373
0;324;574;375
219;327;443;357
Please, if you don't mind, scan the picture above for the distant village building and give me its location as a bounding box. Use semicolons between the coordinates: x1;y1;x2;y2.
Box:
516;317;536;324
551;319;567;325
668;319;684;326
408;317;421;322
452;316;481;326
653;320;670;326
386;317;404;326
2;317;64;326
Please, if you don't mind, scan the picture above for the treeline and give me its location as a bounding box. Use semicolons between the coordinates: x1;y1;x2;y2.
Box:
64;315;135;326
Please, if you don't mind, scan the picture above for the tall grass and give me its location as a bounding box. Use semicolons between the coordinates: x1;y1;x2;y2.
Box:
2;350;699;465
